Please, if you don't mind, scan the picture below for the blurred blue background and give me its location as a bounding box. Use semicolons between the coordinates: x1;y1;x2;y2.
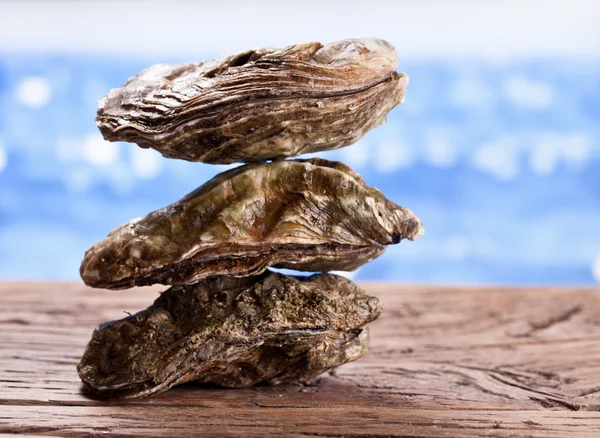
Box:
0;0;599;285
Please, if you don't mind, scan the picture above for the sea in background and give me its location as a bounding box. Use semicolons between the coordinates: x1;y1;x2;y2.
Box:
1;53;599;284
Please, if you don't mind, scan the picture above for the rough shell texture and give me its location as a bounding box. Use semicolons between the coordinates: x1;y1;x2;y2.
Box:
77;271;381;399
96;38;408;163
80;158;424;289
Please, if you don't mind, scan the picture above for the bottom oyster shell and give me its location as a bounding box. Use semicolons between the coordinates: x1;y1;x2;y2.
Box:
77;271;381;399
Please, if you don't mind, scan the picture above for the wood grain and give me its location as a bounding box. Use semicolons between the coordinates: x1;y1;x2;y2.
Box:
1;281;600;437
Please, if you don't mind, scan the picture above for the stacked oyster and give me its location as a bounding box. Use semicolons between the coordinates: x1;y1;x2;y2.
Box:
77;38;423;399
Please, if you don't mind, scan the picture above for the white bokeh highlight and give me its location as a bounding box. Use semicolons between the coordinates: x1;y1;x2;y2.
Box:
529;143;559;176
341;140;369;168
504;76;554;109
82;134;120;167
56;137;81;164
0;143;6;173
561;134;591;168
529;132;592;175
16;76;52;109
373;141;415;173
330;269;360;281
472;138;520;180
451;78;495;108
130;147;163;180
424;133;457;168
592;253;600;284
65;168;93;193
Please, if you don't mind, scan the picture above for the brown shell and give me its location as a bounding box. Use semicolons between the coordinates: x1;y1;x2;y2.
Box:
96;38;407;163
80;158;423;289
77;271;381;399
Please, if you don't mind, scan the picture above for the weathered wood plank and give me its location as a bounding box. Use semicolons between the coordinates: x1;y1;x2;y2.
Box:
1;281;599;436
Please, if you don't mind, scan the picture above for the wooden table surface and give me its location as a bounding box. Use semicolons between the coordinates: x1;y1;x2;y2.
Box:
1;281;600;437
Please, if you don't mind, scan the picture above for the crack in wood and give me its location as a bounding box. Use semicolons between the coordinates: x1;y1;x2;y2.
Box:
514;305;583;338
251;401;314;409
579;386;600;397
529;396;581;411
299;433;428;438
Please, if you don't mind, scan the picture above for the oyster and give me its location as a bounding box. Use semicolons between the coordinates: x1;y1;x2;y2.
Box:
77;271;381;399
96;38;407;163
80;158;423;289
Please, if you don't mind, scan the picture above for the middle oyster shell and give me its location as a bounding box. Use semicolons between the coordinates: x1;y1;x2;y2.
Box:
81;158;423;289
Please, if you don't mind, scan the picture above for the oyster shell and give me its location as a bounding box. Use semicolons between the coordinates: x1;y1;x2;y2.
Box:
77;271;381;399
96;38;407;163
80;158;423;289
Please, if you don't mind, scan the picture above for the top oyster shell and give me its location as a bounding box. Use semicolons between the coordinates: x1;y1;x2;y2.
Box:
96;38;407;163
80;158;423;289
